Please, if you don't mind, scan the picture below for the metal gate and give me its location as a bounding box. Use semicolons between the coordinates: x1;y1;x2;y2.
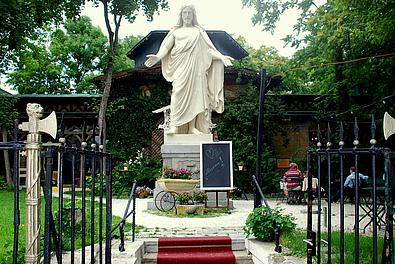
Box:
1;104;113;264
305;117;394;263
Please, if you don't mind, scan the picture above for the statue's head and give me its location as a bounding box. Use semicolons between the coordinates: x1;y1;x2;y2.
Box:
26;103;43;119
176;4;199;27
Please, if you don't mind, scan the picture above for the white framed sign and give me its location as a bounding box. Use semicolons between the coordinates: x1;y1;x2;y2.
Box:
200;141;233;190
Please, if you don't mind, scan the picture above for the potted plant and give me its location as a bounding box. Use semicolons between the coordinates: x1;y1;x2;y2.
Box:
158;167;199;192
135;186;153;199
192;191;208;204
244;205;296;241
175;192;205;215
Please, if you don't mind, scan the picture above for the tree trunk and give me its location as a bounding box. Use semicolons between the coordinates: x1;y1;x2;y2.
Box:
98;58;114;151
2;128;13;187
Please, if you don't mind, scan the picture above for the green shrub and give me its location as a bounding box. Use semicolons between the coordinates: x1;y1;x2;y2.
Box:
0;177;9;190
192;191;208;204
175;192;192;205
244;205;296;241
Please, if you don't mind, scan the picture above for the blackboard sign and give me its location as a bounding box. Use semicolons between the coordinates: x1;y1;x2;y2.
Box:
200;141;233;190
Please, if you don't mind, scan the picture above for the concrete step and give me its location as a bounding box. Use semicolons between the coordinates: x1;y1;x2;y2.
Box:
142;250;253;264
143;235;246;253
134;226;245;239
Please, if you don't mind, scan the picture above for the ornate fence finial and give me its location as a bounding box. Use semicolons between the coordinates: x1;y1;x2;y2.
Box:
370;114;377;145
326;122;332;147
81;121;87;149
91;124;97;150
338;121;344;147
59;112;66;144
353;117;359;146
317;124;322;148
99;128;104;151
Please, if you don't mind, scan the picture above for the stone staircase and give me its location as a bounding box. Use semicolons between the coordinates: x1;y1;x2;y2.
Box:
141;236;253;264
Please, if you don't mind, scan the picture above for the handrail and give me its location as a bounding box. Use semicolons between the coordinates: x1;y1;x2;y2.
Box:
252;175;282;253
111;180;137;251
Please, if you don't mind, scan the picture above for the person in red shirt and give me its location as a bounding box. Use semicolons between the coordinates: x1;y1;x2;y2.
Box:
283;163;303;204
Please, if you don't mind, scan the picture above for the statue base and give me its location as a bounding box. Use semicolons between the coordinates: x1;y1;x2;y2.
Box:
162;134;213;172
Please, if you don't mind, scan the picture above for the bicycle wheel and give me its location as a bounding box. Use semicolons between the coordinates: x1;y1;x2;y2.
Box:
154;191;166;211
160;191;176;212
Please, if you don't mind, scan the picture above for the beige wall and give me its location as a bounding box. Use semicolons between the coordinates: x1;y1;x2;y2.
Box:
272;121;311;164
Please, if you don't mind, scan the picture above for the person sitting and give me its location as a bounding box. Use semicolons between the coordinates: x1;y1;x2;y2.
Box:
283;163;303;204
332;166;369;203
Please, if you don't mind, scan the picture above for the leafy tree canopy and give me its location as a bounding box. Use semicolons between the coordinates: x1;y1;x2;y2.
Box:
112;35;142;73
243;0;395;117
0;0;84;72
7;16;108;94
0;92;17;130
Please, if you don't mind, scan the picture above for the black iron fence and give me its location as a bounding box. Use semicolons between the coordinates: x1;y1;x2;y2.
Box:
1;118;119;263
306;117;394;264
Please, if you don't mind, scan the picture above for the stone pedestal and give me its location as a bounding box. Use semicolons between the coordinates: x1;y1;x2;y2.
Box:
148;133;234;211
161;134;213;175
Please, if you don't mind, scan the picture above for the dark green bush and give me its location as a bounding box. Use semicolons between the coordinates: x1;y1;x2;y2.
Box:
244;205;296;241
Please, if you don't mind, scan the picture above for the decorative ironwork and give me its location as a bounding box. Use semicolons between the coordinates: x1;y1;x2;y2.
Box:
306;115;394;264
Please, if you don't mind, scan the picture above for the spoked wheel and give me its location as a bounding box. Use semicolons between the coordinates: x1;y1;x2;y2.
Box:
160;191;176;212
154;191;166;211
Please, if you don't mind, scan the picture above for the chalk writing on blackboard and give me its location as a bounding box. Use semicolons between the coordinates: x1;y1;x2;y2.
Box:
205;148;224;177
200;141;233;190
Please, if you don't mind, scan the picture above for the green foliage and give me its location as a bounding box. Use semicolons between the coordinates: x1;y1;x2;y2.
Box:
85;174;104;197
192;191;208;204
243;0;395;118
112;156;162;197
8;16;107;94
0;0;83;71
0;93;17;130
106;79;170;163
0;177;9;190
233;36;289;78
216;85;284;193
89;0;169;24
112;35;142;73
244;205;296;241
175;192;192;205
54;200;83;242
282;230;385;263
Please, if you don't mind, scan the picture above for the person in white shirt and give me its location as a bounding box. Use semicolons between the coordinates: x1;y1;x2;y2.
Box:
332;166;368;203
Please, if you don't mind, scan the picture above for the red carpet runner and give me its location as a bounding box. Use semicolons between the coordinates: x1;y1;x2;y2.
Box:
157;236;236;264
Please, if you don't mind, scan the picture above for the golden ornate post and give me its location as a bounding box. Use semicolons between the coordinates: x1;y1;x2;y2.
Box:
19;103;57;264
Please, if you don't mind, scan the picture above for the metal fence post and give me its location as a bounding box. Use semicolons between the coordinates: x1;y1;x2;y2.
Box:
19;103;57;264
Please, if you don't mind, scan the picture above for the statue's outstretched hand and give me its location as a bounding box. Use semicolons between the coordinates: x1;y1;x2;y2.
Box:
222;55;234;67
145;54;160;68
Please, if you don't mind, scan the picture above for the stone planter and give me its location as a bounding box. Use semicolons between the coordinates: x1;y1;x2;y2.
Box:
175;204;205;215
158;179;199;192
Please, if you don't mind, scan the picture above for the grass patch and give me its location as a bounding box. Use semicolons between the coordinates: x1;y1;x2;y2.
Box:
147;207;231;218
281;230;385;264
64;190;132;199
0;190;136;263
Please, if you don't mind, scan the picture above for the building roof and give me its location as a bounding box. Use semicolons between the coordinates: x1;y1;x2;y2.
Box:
127;30;249;67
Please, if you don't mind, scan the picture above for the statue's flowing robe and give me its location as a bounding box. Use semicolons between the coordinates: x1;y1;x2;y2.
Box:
160;26;225;133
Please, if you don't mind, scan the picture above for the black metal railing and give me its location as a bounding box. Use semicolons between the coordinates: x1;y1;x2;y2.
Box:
252;175;282;253
306;116;394;264
2;117;114;263
111;180;138;251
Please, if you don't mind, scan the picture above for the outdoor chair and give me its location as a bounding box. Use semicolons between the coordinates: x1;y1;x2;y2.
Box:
284;176;303;204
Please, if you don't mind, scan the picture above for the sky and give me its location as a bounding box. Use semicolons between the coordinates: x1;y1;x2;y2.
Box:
82;0;301;58
2;0;314;94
